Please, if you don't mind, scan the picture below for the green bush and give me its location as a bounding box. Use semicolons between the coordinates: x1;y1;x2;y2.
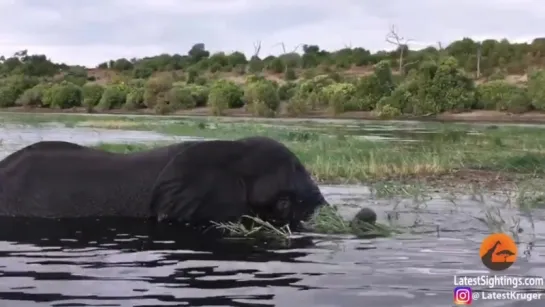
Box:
16;83;51;107
128;78;146;88
285;91;311;116
289;75;335;110
375;102;402;119
278;82;297;101
187;68;199;84
97;84;129;110
378;79;419;114
477;80;531;113
153;85;196;115
353;75;383;111
0;86;20;107
0;75;39;107
208;80;244;115
284;67;297;80
48;82;83;109
351;61;396;111
143;75;173;108
244;80;280;116
528;69;545;111
267;58;285;73
82;83;105;111
185;84;209;107
124;87;145;110
373;60;396;95
245;74;266;84
165;86;197;110
425;57;477;112
322;83;356;115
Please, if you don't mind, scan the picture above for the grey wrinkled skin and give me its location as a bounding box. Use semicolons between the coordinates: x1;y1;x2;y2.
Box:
0;137;343;230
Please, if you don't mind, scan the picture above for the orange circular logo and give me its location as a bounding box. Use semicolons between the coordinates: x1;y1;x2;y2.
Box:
479;233;518;271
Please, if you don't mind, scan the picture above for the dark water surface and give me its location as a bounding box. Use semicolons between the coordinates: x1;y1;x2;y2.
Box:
1;122;545;306
1;186;544;307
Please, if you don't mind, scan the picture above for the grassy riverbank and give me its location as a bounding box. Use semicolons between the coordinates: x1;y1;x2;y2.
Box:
93;126;545;185
4;112;540;187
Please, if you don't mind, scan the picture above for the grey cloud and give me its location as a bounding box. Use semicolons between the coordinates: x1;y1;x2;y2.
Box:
0;0;542;66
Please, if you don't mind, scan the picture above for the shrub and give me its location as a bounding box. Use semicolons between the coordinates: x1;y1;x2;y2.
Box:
3;75;39;96
425;57;477;112
208;80;244;115
477;80;531;113
244;80;280;116
373;60;396;96
290;75;335;110
82;83;105;111
322;83;356;115
351;61;396;111
165;86;197;110
16;83;51;107
124;87;145;110
48;82;83;109
267;58;285;73
278;82;297;101
285;91;311;116
133;66;153;79
354;75;383;111
0;75;39;107
143;75;173;108
97;84;129;110
128;78;146;88
528;69;545;111
0;86;19;107
378;80;420;114
284;67;297;80
187;68;199;84
245;74;266;84
375;102;402;119
209;63;222;73
185;84;209;107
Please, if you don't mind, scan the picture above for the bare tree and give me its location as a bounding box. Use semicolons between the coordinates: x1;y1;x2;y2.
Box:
273;42;302;72
385;25;414;74
476;43;482;78
252;40;262;59
436;41;449;59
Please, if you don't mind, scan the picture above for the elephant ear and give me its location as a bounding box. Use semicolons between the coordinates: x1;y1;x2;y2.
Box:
149;140;250;224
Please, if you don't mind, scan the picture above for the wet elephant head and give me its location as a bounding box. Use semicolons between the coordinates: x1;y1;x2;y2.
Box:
148;136;328;229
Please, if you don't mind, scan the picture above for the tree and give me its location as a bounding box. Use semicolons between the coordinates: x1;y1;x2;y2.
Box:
188;43;210;63
385;25;414;75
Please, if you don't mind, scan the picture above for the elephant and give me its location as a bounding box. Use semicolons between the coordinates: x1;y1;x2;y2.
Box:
0;140;90;169
0;136;376;231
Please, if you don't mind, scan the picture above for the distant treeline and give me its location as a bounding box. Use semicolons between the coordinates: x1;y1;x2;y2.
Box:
0;37;544;118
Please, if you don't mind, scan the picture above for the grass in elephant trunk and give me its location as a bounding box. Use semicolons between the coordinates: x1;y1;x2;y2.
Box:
208;205;395;242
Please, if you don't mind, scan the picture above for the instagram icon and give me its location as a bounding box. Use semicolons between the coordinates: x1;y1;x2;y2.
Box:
454;287;473;305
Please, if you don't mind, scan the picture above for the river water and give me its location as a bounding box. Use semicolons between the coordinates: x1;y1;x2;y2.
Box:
0;124;544;306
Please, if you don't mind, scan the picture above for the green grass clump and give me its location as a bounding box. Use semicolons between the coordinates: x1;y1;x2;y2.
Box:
306;205;395;238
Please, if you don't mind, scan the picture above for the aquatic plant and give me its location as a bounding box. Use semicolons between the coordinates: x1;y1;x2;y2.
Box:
209;204;394;243
209;215;292;241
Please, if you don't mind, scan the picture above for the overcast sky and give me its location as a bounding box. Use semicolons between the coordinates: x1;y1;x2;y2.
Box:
0;0;543;67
